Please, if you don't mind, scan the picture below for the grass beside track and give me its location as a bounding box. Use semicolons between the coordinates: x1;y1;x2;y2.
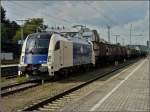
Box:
16;76;29;83
1;76;29;88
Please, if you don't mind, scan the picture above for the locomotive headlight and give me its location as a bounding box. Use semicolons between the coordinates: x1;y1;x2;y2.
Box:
22;56;24;62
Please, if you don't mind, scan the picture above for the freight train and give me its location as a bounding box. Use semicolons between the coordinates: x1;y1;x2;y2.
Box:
18;27;146;79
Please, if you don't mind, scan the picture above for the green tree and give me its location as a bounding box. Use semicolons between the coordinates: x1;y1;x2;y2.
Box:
1;6;20;43
1;6;7;42
13;18;47;42
1;6;6;23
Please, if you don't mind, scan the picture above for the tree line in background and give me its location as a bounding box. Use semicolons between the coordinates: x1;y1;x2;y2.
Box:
1;6;47;54
14;18;47;42
1;6;47;43
1;6;20;43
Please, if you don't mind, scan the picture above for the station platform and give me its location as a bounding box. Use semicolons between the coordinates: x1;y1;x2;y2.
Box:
59;59;149;112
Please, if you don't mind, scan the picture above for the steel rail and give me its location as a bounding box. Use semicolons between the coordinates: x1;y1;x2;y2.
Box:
1;81;40;97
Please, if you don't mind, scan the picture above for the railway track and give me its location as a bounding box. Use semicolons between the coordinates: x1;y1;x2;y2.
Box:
3;75;17;79
1;81;40;97
21;60;137;112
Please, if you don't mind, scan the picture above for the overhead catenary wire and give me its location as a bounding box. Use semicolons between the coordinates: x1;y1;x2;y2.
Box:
41;2;76;24
85;1;119;26
7;1;119;27
5;1;119;28
7;1;73;25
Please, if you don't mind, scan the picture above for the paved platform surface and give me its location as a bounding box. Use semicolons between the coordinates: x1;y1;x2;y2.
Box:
59;59;149;112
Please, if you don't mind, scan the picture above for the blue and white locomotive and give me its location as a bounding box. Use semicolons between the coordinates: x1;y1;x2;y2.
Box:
18;32;95;79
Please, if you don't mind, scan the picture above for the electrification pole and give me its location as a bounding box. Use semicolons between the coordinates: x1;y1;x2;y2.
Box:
16;19;30;45
107;25;111;43
129;24;132;45
122;38;125;46
112;34;120;44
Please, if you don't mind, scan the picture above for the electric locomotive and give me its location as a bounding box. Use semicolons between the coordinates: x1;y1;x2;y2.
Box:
18;32;95;79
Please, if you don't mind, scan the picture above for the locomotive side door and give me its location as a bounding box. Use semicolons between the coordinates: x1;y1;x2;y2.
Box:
54;41;61;71
61;41;73;68
60;41;64;67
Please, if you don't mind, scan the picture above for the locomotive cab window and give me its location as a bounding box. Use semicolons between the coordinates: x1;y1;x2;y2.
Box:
55;41;60;50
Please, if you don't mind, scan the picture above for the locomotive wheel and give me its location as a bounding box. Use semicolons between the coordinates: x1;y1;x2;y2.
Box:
86;65;90;72
63;70;68;78
53;73;59;80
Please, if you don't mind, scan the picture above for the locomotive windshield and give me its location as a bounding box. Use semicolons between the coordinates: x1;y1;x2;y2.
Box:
25;33;51;54
61;32;78;37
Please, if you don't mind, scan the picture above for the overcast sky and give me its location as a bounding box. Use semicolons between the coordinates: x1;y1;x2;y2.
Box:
2;1;149;45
